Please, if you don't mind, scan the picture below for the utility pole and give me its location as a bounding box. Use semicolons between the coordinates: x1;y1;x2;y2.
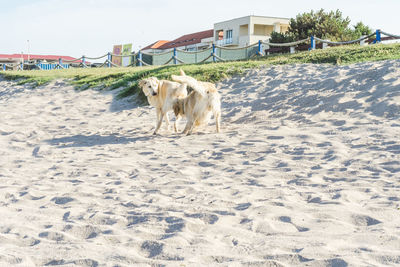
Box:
27;40;30;62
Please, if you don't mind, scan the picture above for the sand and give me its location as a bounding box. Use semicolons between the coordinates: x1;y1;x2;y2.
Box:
0;60;399;266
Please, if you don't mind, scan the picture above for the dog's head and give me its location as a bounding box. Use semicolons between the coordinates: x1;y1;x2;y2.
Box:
139;77;159;97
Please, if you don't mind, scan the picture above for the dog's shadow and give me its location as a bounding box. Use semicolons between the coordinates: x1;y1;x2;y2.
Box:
45;133;154;148
44;131;191;148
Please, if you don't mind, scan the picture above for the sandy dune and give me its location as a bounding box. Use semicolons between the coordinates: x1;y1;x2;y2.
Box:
1;60;400;266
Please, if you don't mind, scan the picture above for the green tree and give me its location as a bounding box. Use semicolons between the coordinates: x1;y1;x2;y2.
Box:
269;31;295;43
269;9;373;43
352;22;373;37
289;9;351;41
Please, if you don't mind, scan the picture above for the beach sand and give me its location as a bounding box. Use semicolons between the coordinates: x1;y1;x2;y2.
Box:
0;60;399;266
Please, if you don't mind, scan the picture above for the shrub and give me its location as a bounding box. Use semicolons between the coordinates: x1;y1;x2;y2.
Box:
270;9;373;43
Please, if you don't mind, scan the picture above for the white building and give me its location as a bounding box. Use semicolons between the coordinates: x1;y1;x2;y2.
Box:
141;15;290;53
214;15;290;47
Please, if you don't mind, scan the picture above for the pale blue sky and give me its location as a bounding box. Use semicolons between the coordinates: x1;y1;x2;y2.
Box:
1;0;399;57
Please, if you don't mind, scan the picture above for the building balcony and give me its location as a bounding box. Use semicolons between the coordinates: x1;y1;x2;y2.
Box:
215;37;238;46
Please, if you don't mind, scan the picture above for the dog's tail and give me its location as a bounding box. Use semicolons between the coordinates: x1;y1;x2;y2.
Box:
180;69;186;76
171;74;207;97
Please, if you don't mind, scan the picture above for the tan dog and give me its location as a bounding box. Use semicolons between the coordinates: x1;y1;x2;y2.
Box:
171;71;221;135
139;77;187;135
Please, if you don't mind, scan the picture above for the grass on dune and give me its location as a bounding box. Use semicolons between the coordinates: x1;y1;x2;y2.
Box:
2;43;400;104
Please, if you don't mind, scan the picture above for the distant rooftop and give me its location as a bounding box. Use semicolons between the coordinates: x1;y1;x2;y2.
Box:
142;29;214;51
141;40;170;51
0;54;81;62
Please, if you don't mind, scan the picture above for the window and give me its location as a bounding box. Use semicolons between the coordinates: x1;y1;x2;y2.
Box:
226;30;233;39
226;30;233;44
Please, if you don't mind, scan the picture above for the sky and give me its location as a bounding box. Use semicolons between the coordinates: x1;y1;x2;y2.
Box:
1;0;399;58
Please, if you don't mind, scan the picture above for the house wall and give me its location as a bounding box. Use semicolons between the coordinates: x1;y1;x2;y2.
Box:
214;15;290;47
0;59;19;64
281;24;289;33
249;16;290;45
239;25;248;36
141;48;166;54
214;16;250;46
185;40;211;51
254;24;274;35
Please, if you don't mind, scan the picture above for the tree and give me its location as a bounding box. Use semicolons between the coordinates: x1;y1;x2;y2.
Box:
269;9;373;43
351;22;373;37
289;9;351;41
269;31;295;43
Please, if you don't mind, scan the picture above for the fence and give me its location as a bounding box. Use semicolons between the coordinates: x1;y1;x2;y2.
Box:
1;29;399;71
1;58;71;71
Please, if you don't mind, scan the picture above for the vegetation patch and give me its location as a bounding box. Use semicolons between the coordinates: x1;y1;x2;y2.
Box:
1;43;400;104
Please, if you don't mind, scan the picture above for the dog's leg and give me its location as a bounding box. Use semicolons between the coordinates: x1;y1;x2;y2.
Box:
174;115;180;133
186;118;197;135
155;109;160;127
187;123;195;135
164;112;170;131
182;117;192;135
153;109;164;135
182;122;190;135
215;111;221;133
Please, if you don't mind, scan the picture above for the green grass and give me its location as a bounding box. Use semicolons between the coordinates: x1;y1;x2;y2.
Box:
2;43;400;104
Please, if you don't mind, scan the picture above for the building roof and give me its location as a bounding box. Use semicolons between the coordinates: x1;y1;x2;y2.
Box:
141;40;170;51
0;54;82;62
152;29;214;50
214;15;290;25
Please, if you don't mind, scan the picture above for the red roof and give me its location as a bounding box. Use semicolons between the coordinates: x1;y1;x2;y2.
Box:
0;54;82;62
141;40;170;51
141;29;214;51
158;29;213;49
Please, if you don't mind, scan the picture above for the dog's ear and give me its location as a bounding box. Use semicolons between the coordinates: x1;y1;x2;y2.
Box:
180;69;186;76
154;78;161;93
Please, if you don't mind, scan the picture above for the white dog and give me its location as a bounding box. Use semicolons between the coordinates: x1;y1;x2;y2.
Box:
139;77;187;135
171;71;221;135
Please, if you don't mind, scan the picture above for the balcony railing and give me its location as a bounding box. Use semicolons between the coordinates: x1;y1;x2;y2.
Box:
215;37;237;46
